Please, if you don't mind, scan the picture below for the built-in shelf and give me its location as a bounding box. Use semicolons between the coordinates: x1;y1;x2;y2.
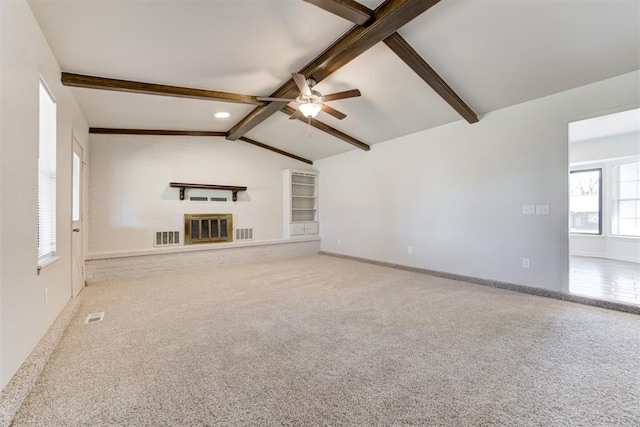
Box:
284;169;319;237
170;182;247;202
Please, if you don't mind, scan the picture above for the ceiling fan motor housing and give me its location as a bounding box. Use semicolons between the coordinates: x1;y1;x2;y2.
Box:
297;92;323;104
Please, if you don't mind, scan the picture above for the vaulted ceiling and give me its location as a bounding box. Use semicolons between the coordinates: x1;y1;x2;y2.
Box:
29;0;640;164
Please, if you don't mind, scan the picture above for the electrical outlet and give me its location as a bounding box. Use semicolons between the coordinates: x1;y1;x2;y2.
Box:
522;258;530;269
522;205;535;215
337;238;341;245
408;246;413;255
44;288;49;304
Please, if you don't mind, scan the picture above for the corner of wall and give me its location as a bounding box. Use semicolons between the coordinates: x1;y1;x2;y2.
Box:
0;0;89;391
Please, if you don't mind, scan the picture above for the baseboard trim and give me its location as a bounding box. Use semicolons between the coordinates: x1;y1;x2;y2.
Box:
0;295;82;425
320;251;640;316
570;252;640;264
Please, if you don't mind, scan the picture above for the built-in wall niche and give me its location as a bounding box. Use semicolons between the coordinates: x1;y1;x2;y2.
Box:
184;214;233;244
283;169;319;237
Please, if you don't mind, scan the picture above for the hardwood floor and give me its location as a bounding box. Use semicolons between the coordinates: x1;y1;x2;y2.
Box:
570;256;640;306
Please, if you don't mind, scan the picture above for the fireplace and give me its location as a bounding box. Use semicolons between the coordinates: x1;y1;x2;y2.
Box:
184;214;233;244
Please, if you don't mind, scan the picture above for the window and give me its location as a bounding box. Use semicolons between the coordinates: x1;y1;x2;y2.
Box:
72;151;80;221
569;169;602;235
38;80;57;264
613;161;640;237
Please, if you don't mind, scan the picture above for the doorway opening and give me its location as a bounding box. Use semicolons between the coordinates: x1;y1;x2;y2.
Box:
568;108;640;306
71;135;84;297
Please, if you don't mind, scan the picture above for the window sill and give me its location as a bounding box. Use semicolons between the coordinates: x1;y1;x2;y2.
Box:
570;234;640;241
37;255;60;275
610;235;640;241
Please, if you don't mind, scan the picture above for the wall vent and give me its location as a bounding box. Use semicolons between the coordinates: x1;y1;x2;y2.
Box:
85;312;105;324
188;196;228;202
155;231;180;247
235;228;254;241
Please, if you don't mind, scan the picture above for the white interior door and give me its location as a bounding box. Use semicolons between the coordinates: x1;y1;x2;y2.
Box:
71;136;84;297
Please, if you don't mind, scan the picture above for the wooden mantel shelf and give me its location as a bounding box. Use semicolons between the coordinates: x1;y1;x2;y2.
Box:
169;182;247;202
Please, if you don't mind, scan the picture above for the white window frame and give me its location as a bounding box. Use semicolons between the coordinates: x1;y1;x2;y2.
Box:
612;159;640;238
569;168;603;235
38;79;58;270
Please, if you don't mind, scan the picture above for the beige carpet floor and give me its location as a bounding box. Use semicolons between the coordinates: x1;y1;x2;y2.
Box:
12;255;640;426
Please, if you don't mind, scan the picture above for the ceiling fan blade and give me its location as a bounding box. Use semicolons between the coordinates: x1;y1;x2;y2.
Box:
257;97;297;102
321;104;347;120
322;89;361;102
289;109;304;120
292;73;312;96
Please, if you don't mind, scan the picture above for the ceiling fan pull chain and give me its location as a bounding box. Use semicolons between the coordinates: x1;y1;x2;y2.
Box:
307;117;312;138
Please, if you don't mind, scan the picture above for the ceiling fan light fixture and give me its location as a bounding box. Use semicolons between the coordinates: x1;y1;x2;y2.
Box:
298;102;322;118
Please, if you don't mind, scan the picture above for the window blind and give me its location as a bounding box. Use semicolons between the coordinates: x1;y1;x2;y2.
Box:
38;80;57;262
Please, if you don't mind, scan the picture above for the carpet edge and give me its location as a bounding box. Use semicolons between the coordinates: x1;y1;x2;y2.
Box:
319;251;640;316
0;294;82;426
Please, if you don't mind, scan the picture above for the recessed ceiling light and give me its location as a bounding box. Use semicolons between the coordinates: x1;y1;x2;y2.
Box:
214;111;230;119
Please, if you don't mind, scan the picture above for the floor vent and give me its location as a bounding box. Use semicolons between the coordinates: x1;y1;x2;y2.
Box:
235;228;254;241
155;231;180;246
85;312;104;324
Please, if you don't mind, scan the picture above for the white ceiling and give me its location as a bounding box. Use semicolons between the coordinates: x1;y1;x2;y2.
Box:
28;0;640;162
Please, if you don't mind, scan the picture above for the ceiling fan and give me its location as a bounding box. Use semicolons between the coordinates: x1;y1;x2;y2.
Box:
258;73;361;120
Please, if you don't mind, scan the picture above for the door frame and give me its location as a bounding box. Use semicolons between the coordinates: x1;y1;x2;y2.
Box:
71;132;85;297
564;102;640;294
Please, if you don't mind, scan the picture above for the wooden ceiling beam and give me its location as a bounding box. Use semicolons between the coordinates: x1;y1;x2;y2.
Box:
89;128;227;137
280;106;370;151
303;2;478;124
238;137;313;165
226;0;441;141
383;33;478;123
88;128;312;165
62;72;264;105
302;0;374;26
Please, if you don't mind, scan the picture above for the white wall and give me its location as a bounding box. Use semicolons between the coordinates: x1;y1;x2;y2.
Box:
569;132;640;263
88;134;313;255
0;0;89;389
316;71;640;292
570;132;639;164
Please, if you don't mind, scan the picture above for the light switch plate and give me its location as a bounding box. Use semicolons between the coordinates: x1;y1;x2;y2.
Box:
536;204;550;215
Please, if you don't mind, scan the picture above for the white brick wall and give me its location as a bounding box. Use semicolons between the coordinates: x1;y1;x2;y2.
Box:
86;240;320;284
89;134;315;254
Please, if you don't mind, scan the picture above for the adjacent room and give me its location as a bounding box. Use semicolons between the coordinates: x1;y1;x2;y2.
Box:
568;108;640;305
1;0;639;425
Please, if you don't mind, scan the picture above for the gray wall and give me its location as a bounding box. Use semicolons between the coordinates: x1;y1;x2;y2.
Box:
317;71;640;291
